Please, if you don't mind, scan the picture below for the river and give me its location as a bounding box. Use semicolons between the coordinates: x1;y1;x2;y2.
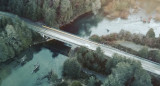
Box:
0;42;70;86
61;9;160;37
1;8;160;86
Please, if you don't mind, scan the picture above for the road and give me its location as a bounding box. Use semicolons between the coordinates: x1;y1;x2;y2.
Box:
0;11;160;75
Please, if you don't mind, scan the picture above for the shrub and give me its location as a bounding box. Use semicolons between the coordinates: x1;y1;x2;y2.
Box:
63;58;81;79
138;47;149;58
71;81;82;86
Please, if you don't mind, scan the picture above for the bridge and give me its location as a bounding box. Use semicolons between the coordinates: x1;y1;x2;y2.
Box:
1;11;160;75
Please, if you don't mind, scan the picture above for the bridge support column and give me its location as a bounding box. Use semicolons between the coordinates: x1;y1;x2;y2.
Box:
68;45;78;57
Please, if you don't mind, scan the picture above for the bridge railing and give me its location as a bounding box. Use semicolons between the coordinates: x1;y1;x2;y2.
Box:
101;44;160;66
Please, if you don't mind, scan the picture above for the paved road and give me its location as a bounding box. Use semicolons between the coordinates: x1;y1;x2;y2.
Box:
0;11;160;75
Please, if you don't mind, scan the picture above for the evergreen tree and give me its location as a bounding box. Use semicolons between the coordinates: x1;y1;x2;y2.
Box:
87;76;96;86
146;28;155;38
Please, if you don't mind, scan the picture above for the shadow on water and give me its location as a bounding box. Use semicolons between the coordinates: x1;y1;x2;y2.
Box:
60;12;103;37
42;40;71;58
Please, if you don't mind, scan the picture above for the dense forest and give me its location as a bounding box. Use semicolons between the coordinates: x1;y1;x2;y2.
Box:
0;16;38;63
59;47;155;86
0;0;101;27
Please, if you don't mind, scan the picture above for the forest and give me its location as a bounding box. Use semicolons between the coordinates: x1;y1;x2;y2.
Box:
58;47;159;86
0;16;38;62
0;0;101;27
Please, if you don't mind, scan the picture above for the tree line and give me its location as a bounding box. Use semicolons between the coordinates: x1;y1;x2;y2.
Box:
0;0;101;27
89;29;160;63
61;47;154;86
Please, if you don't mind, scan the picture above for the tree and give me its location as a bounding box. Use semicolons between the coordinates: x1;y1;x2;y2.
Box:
0;16;8;28
0;38;15;62
146;28;155;38
63;58;81;79
95;47;105;62
57;81;68;86
89;35;101;43
51;72;58;83
131;68;152;86
44;8;57;26
155;51;160;63
0;16;33;63
0;0;9;10
58;0;73;23
138;47;149;58
76;47;107;73
104;54;152;86
87;76;96;86
92;0;101;14
103;62;133;86
71;81;82;86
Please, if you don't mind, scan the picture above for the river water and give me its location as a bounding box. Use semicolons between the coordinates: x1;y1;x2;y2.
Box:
0;43;69;86
1;8;160;86
61;9;160;37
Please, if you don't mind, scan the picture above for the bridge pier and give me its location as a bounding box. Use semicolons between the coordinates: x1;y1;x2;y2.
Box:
68;45;78;57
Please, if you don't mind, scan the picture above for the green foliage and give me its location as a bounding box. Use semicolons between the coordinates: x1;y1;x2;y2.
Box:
76;47;107;73
148;50;160;63
87;76;96;86
138;47;149;58
0;16;33;62
51;72;58;83
63;58;81;79
44;8;57;26
155;51;160;62
0;16;12;29
103;62;133;86
146;28;155;38
57;81;68;86
0;0;94;27
105;54;138;74
71;81;82;86
0;0;9;10
60;0;71;13
57;0;73;24
151;75;160;86
75;47;152;86
131;68;152;86
89;35;102;43
0;38;15;61
103;54;152;86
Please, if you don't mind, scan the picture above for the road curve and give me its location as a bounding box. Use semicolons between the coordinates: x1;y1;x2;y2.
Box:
0;11;160;75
